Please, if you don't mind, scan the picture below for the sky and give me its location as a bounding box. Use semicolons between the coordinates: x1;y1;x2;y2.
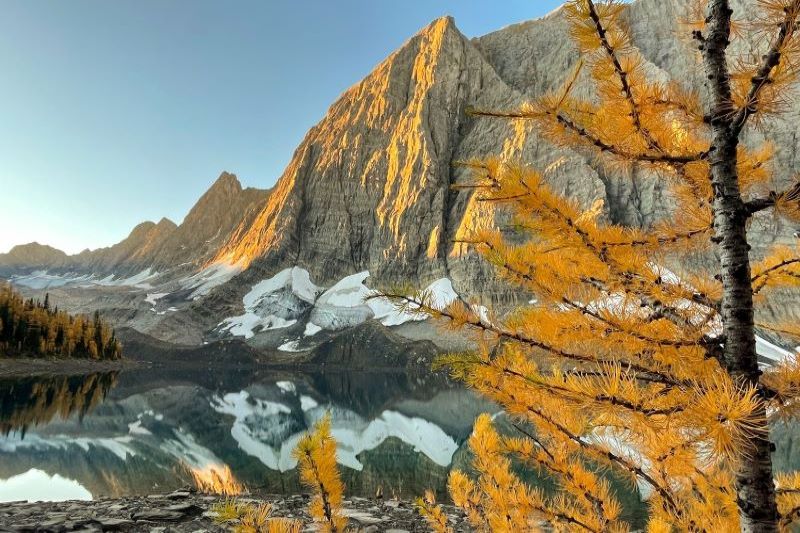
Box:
0;0;565;255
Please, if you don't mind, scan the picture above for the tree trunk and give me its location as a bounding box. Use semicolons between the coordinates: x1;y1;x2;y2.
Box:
702;2;779;531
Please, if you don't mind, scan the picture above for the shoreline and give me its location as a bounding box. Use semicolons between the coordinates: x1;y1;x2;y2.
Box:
0;488;471;532
0;357;146;378
0;355;446;379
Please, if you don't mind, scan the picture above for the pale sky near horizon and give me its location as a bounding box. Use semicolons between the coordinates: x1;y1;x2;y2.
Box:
0;1;565;255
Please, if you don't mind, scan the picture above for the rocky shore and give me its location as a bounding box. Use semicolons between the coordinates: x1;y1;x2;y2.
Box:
0;488;470;532
0;357;143;379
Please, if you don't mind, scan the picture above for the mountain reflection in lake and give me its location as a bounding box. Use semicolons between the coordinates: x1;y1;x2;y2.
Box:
0;366;493;502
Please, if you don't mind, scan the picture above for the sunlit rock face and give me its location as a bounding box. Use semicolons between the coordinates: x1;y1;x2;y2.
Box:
148;172;269;273
210;0;799;309
212;17;519;288
76;171;268;277
1;172;267;282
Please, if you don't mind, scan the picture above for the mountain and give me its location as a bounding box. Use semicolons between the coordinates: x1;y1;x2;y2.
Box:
0;243;67;270
0;172;268;279
72;217;178;274
212;17;511;280
150;171;269;271
3;0;799;347
206;0;796;304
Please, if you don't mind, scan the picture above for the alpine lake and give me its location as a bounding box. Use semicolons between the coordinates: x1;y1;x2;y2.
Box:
2;350;800;530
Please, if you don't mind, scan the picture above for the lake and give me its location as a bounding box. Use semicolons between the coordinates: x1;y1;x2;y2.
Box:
0;364;493;503
3;360;799;531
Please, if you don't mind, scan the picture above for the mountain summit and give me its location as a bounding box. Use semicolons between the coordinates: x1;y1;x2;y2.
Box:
150;171;269;271
0;243;68;270
212;16;512;286
0;172;268;278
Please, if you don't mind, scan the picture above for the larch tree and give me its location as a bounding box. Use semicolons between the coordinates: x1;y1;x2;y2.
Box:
389;1;800;531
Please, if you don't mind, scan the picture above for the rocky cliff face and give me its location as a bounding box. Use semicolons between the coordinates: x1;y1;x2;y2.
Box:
205;14;597;308
213;17;514;284
214;0;799;303
150;172;269;272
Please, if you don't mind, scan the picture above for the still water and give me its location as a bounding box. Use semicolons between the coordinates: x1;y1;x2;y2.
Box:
3;362;799;529
0;365;493;502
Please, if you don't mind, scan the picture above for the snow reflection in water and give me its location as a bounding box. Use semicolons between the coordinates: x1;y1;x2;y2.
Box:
0;367;489;500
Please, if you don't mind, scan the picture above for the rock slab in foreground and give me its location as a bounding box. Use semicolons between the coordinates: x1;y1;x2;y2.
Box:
0;488;471;532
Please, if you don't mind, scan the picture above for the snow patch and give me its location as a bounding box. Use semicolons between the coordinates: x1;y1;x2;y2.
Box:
0;433;137;460
128;420;152;435
304;407;459;471
221;314;296;339
181;262;243;300
300;395;318;411
161;429;223;469
73;437;137;460
217;267;462;340
242;267;320;304
311;272;459;331
93;269;160;289
211;391;298;472
276;381;296;394
278;340;303;352
756;336;796;363
304;322;323;337
10;269;158;290
218;267;321;339
145;292;168;306
9;271;93;290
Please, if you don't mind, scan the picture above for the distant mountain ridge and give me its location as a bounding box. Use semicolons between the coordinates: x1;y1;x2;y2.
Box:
0;243;68;270
0;172;269;278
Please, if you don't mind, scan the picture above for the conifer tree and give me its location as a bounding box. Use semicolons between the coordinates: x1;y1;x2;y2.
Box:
293;414;347;533
0;284;122;360
387;1;800;531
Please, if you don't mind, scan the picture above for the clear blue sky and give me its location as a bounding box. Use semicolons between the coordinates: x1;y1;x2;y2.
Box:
0;0;565;254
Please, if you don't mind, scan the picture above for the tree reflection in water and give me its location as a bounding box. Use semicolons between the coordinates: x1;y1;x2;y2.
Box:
0;373;118;437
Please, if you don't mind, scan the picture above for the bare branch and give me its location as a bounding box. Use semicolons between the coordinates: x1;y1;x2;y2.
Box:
744;182;800;216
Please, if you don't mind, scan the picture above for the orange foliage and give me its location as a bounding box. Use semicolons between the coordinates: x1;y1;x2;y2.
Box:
293;414;348;533
399;1;800;531
189;463;244;496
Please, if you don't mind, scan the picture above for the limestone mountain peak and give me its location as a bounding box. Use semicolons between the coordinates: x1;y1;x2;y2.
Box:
208;171;242;192
210;15;512;281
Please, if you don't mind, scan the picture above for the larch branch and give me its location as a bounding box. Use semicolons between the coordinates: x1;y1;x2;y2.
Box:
731;1;800;137
585;0;664;153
